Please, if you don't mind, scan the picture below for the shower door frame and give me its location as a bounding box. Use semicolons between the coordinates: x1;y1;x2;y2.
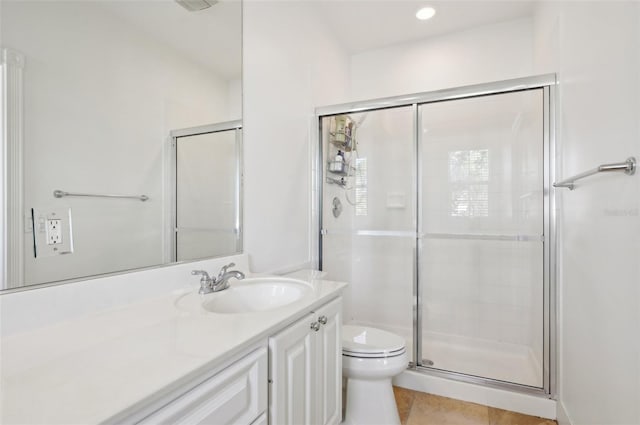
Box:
315;74;557;398
169;120;243;263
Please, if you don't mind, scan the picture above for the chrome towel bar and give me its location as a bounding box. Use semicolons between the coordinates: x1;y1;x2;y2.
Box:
53;190;149;202
553;157;636;190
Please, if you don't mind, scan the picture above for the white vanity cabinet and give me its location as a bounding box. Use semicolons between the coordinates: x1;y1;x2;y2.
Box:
133;296;342;425
137;346;268;425
269;297;342;425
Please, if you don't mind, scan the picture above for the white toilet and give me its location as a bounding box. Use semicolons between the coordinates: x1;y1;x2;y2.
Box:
342;325;408;425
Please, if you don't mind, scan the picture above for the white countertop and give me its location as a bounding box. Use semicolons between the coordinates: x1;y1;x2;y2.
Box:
0;272;346;424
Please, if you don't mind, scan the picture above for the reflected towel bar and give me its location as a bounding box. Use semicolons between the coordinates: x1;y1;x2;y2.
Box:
553;157;636;190
53;190;149;202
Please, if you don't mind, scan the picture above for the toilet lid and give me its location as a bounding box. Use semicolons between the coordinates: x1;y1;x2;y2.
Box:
342;325;406;358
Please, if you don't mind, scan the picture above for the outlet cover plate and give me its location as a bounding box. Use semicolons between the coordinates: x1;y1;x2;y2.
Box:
32;207;74;258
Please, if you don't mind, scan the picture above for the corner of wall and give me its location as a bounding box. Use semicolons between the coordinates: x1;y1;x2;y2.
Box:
556;401;573;425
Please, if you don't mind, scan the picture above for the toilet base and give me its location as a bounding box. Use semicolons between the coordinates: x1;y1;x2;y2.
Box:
344;377;400;425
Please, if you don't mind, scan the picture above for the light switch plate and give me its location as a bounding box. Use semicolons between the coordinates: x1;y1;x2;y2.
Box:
32;207;74;258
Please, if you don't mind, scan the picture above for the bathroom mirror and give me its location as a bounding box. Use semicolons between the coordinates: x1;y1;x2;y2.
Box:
1;0;242;290
172;122;243;262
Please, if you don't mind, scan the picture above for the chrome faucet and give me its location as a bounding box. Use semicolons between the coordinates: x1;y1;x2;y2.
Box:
192;262;245;295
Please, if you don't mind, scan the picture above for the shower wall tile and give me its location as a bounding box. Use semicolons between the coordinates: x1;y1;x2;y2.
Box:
420;238;540;347
348;236;415;329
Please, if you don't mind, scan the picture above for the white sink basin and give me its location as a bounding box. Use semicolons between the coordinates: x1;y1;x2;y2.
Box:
176;277;312;314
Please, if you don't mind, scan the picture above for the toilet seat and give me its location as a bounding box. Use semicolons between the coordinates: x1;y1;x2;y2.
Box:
342;325;407;359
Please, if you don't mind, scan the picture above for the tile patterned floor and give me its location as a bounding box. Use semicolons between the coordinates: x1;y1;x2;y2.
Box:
393;387;557;425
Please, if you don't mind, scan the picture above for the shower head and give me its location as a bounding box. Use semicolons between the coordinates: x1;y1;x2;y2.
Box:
175;0;217;12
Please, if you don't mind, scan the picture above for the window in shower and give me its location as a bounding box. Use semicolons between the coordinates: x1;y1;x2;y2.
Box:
448;149;489;217
354;157;368;216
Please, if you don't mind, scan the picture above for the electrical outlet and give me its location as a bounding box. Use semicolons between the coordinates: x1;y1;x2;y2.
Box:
46;219;62;245
31;207;74;258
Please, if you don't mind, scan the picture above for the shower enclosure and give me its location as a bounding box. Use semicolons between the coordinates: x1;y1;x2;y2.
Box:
316;75;555;395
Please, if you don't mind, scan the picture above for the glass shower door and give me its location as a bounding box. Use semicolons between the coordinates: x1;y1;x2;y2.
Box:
418;89;545;387
320;106;416;363
175;128;241;261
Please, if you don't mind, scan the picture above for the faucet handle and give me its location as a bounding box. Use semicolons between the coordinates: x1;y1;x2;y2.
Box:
217;262;236;278
191;270;211;281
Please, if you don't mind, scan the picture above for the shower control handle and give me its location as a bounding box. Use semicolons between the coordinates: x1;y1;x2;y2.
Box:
310;322;321;332
318;315;328;325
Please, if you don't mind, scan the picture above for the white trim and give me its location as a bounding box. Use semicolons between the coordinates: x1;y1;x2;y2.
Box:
162;133;173;264
0;53;5;291
169;120;242;139
394;370;557;420
1;48;25;290
315;74;557;116
556;400;572;425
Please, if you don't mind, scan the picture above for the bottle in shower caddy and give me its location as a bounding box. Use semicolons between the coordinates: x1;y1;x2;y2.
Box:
329;150;344;173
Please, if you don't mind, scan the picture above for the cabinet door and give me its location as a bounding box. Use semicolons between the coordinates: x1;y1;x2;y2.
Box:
138;347;267;425
315;298;342;425
269;313;316;425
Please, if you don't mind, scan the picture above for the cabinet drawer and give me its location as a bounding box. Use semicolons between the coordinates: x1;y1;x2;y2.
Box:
139;347;267;425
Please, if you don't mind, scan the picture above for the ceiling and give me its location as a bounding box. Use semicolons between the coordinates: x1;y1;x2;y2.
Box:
96;0;534;80
100;0;242;80
314;0;535;53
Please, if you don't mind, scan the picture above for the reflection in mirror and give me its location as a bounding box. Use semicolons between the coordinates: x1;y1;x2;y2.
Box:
0;0;242;290
173;122;242;261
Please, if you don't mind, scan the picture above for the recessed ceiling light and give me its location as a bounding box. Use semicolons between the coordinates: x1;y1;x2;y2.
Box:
416;6;436;21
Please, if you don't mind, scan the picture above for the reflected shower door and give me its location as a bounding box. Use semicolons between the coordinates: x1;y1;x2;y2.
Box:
320;106;416;363
175;129;241;261
419;89;545;387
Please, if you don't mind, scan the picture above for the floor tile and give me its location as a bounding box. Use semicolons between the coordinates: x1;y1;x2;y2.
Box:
393;386;416;425
488;408;557;425
405;393;490;425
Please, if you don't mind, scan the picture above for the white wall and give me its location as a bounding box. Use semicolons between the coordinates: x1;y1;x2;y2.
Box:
1;1;232;286
534;2;640;424
243;1;350;273
350;18;533;100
